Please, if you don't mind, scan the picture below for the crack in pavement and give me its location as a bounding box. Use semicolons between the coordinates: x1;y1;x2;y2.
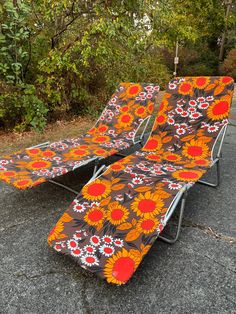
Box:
179;240;236;274
171;217;236;244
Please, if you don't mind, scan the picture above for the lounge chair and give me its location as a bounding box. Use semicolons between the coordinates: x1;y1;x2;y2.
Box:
0;83;159;192
48;76;234;285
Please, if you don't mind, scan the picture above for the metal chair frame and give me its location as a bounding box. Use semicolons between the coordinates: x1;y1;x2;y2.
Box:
159;123;233;244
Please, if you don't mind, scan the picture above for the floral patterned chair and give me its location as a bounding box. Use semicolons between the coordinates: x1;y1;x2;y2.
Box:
0;83;159;191
48;76;234;285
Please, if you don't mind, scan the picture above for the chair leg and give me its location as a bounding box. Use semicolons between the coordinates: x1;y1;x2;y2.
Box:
158;194;187;244
197;159;220;188
48;180;79;195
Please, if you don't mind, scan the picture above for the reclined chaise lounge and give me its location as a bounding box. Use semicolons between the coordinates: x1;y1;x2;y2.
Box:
48;76;234;285
0;83;159;193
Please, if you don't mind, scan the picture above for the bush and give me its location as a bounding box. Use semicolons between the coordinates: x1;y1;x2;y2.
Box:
220;48;236;80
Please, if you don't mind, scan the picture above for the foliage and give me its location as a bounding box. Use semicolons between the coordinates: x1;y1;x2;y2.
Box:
0;0;235;132
220;48;236;80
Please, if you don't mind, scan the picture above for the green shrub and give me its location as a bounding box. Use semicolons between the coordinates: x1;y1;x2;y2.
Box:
220;48;236;80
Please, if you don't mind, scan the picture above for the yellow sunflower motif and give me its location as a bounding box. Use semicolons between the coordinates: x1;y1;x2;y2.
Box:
207;96;230;121
64;147;89;160
131;191;164;218
110;163;125;172
143;135;162;152
47;213;72;245
163;152;182;162
117;113;134;128
136;217;159;234
41;150;56;158
0;170;17;182
84;206;106;227
103;248;141;285
173;169;204;182
107;202;129;225
155;113;168;125
182;139;209;160
82;179;111;201
97;124;109;133
193;77;210;89
220;77;233;85
178;81;193;96
126;84;142;97
26;159;52;171
135;106;147;118
13;178;33;189
26;148;42;157
92;135;110;144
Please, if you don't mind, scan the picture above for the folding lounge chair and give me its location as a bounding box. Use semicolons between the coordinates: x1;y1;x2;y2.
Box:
0;83;159;192
48;76;234;285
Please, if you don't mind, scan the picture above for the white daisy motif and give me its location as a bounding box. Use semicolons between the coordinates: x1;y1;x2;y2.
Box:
190;112;202;119
206;96;214;101
132;176;143;185
180;111;188;117
168;117;175;125
189;100;197;107
176;128;186;136
81;255;99;267
73;201;86;213
197;97;205;103
114;239;124;247
168;182;182;190
84;245;96;254
73;231;83;241
175;107;183;114
198;102;209;110
90;235;101;246
67;239;78;250
169;83;177;90
208;125;219;133
99;245;115;257
71;248;83;257
102;235;113;244
188;107;196;113
54;244;62;252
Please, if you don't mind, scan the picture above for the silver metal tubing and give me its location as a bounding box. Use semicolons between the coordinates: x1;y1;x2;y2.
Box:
28;141;50;149
88;165;107;184
133;115;152;144
48;179;79;195
197;158;220;187
159;190;188;244
73;157;99;171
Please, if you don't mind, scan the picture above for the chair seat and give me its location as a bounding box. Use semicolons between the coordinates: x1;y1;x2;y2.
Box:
0;132;136;190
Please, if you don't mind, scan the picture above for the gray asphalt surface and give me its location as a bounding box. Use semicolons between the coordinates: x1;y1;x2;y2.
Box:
0;95;236;314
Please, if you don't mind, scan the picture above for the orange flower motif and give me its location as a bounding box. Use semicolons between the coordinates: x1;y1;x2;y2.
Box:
41;150;56;158
26;160;52;171
131;191;164;218
178;81;193;95
126;84;142;97
163;152;182;162
0;170;17;182
13;178;33;189
135;106;147;118
26;148;42;157
48;213;72;245
155;113;167;125
82;179;111;201
147;102;154;114
173;169;204;182
104;248;141;285
117;113;134;127
92;135;110;143
182;140;209;160
84;207;106;227
136;217;159;234
107;202;129;225
207;97;230;121
97;125;109;133
143;135;162;151
110;163;125;172
145;154;162;162
220;77;233;85
193;77;210;89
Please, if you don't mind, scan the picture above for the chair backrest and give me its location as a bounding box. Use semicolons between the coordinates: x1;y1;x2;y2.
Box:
143;76;234;162
88;83;160;138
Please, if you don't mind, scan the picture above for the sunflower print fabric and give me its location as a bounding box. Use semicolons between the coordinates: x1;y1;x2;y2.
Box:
0;83;159;189
48;76;234;285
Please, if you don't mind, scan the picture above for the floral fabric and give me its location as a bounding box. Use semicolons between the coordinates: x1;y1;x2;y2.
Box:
48;76;234;285
0;83;159;189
